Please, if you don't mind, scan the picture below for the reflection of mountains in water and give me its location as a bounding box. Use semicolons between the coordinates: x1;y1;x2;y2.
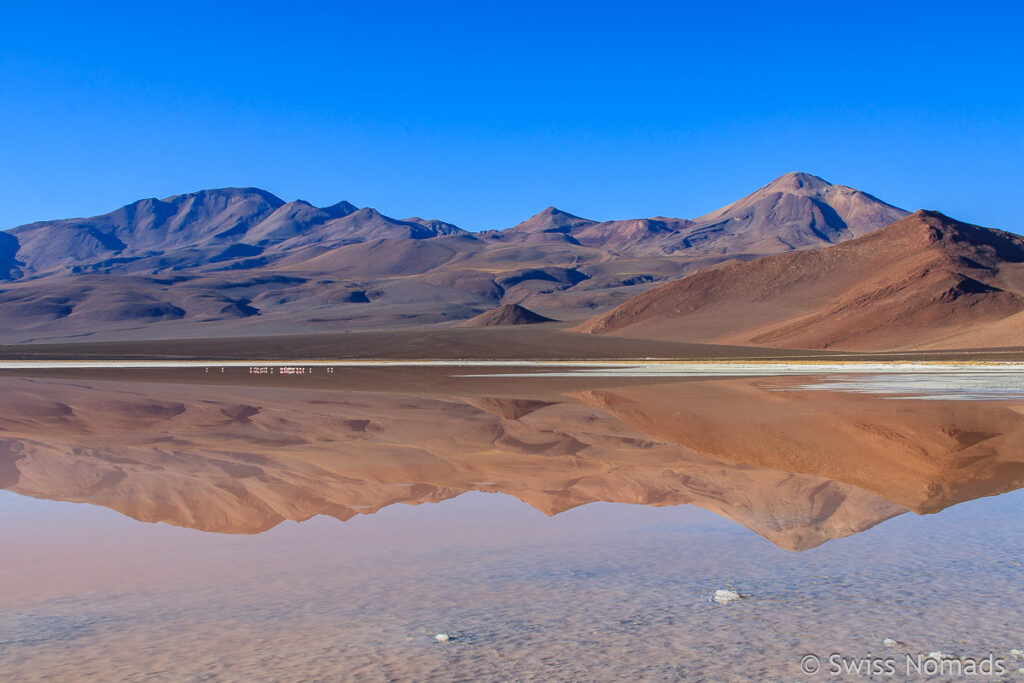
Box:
2;376;1023;551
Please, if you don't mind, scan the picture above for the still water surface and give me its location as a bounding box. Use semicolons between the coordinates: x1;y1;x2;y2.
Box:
0;367;1021;681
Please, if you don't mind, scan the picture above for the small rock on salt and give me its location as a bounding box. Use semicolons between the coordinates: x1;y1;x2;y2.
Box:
883;638;900;648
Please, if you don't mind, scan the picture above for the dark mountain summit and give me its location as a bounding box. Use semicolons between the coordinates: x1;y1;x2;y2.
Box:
458;303;557;327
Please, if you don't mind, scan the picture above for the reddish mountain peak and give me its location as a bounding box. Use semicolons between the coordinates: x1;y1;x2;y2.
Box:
402;217;466;235
158;186;286;208
509;206;595;233
319;200;359;218
760;171;834;193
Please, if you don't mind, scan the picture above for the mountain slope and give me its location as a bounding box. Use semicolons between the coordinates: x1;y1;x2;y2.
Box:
240;199;357;244
574;211;1024;350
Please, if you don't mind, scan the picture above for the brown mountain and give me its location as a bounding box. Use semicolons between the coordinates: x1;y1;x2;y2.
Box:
574;210;1024;351
457;303;556;327
0;173;907;343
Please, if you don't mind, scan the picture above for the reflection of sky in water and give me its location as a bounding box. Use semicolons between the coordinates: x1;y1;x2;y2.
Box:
457;363;1024;400
796;372;1024;400
463;361;1024;378
2;487;1022;681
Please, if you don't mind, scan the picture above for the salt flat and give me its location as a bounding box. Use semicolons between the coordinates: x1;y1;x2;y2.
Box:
463;361;1024;377
3;359;1024;373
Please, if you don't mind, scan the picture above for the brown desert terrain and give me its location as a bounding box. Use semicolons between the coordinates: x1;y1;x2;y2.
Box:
575;211;1024;351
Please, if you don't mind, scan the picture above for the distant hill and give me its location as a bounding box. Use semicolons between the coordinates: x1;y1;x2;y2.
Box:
0;173;908;343
457;303;556;327
574;211;1024;351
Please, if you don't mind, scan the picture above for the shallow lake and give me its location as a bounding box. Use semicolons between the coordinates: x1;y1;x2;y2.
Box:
1;365;1022;681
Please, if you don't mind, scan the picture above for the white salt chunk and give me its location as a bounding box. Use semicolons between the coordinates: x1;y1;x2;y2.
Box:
712;589;741;604
434;633;451;642
883;638;900;648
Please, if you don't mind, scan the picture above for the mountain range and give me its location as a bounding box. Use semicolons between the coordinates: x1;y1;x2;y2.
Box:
0;172;912;344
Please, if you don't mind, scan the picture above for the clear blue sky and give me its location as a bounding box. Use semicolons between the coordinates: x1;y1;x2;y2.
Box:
2;1;1022;232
